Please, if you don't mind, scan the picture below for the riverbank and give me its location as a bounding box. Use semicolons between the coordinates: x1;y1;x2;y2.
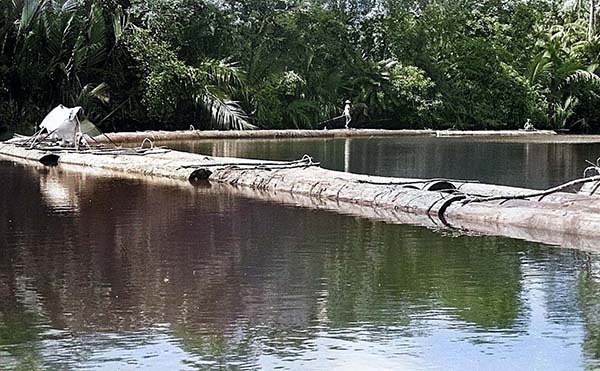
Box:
1;141;599;250
97;128;558;144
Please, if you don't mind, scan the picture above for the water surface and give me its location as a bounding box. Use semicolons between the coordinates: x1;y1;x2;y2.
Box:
165;136;600;189
2;136;600;370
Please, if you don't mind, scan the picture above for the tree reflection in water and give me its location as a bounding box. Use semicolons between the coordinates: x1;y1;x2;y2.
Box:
0;160;599;369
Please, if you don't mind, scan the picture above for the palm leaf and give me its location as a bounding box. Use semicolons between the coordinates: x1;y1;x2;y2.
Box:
199;58;245;91
60;0;79;13
17;0;47;36
66;3;107;76
112;5;127;45
527;51;552;85
84;3;107;67
79;82;110;105
562;69;600;88
199;91;255;130
552;95;579;129
285;99;320;129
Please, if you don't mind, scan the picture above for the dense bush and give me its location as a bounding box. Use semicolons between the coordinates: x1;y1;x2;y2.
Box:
2;0;600;133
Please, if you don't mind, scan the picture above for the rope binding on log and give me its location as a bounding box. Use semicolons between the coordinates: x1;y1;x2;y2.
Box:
8;133;171;156
186;155;319;183
461;175;600;205
181;154;319;171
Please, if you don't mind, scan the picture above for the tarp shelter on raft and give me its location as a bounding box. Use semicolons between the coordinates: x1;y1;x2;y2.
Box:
39;105;84;145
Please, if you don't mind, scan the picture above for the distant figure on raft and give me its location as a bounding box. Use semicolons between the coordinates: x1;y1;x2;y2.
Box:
344;100;352;129
524;118;535;131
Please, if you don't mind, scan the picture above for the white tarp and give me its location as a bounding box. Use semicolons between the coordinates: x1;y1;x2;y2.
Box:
40;105;84;144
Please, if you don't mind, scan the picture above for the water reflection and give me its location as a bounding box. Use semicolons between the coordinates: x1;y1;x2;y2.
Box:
1;160;600;369
165;136;600;189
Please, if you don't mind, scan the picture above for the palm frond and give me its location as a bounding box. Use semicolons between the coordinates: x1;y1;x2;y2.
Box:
79;82;110;105
199;58;245;91
0;0;19;43
112;5;127;45
17;0;47;36
562;69;600;88
60;0;79;13
378;58;398;70
199;92;255;130
85;3;107;67
285;99;320;129
552;95;579;129
66;3;107;77
527;51;552;85
556;60;585;76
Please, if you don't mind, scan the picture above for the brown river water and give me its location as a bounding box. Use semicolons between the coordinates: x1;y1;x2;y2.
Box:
2;136;600;370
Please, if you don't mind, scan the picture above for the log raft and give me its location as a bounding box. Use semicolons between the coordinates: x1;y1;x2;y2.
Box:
0;142;598;248
96;128;557;144
435;129;557;137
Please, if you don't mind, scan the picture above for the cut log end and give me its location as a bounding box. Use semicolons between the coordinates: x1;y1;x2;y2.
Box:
424;180;456;192
39;154;59;166
189;168;213;185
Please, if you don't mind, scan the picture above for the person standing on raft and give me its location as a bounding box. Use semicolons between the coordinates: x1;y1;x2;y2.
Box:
343;100;352;129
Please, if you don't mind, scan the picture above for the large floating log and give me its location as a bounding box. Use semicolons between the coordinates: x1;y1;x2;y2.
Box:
436;130;556;137
0;144;60;165
93;128;557;144
203;163;600;237
97;129;435;143
0;142;598;246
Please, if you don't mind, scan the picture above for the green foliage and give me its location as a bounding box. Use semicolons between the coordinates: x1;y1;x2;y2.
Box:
126;28;253;129
0;0;123;132
3;0;600;132
387;63;439;126
526;18;600;128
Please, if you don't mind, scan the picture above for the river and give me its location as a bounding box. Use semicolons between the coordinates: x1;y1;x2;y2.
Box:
2;136;600;370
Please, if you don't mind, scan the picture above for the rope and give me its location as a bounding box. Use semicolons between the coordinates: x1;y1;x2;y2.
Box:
583;156;600;177
81;147;171;156
462;175;600;204
353;178;480;186
140;137;155;150
15;138;170;156
180;154;319;170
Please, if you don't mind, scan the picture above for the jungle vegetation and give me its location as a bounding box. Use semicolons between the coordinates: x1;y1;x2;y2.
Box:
2;0;600;133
